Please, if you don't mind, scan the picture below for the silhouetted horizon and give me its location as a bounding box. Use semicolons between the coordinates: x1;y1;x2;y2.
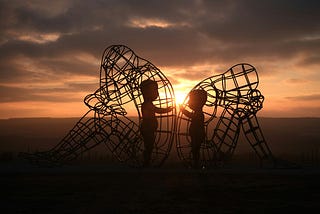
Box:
1;117;319;165
2;115;320;120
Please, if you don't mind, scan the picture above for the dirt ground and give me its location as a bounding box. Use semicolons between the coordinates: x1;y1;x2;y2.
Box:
1;163;320;214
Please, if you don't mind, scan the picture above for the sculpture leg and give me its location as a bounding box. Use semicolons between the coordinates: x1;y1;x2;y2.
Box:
211;108;241;162
102;116;143;166
20;111;111;166
142;132;155;167
191;136;201;169
20;111;143;166
241;114;274;167
44;111;107;164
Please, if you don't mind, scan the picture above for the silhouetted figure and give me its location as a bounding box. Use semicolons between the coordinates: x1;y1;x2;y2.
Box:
20;45;176;167
180;89;207;169
176;63;275;168
140;80;173;167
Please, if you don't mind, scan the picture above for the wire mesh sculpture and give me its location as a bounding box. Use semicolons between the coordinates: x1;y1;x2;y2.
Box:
20;45;176;167
176;63;274;168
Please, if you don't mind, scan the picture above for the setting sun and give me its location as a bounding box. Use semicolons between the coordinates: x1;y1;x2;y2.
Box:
174;90;189;105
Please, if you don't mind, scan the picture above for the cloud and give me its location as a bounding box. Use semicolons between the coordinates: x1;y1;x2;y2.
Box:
2;0;320;67
1;0;320;117
285;78;309;84
0;85;77;103
298;55;320;67
199;0;320;42
261;105;320;118
286;94;320;101
0;83;97;103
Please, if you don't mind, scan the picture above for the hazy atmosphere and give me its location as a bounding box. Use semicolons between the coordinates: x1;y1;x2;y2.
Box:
1;0;320;118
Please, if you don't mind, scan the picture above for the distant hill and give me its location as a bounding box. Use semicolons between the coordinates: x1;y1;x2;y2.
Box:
0;117;319;163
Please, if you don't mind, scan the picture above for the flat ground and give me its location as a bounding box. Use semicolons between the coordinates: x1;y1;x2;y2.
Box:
1;163;320;213
1;118;319;213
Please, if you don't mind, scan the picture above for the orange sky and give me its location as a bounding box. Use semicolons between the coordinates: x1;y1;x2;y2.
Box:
1;1;320;118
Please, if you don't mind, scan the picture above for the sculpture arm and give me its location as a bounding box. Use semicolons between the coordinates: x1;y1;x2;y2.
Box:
84;86;107;111
180;106;193;119
154;106;173;114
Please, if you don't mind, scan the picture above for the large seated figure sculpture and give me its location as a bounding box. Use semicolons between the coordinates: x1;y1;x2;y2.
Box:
20;45;176;167
176;63;274;168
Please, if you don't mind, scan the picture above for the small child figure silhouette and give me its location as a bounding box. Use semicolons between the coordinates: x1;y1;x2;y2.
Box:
180;89;207;169
140;80;173;167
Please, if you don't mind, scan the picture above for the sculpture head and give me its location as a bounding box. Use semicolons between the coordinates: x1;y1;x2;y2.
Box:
140;79;159;102
246;89;264;114
188;89;207;111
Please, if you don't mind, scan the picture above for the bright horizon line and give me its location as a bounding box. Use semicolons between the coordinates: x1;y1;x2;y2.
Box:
2;116;319;120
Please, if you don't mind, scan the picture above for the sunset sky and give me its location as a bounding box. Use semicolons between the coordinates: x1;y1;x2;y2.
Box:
1;0;320;118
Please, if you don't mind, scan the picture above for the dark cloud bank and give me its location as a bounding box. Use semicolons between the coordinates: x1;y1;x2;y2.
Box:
0;0;320;115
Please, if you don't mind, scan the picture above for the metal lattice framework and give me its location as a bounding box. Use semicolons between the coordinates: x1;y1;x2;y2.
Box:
20;45;176;167
176;63;274;168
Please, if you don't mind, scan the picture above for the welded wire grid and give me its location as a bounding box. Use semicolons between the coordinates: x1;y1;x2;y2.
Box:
20;45;176;167
176;63;274;168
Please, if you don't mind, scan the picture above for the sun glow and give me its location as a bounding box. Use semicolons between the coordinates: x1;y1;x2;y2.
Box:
175;90;188;105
